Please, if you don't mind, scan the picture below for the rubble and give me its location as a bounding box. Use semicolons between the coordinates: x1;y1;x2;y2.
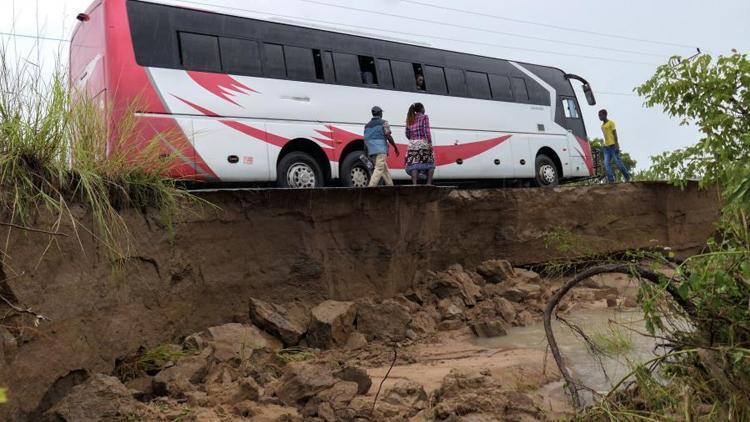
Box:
249;298;309;347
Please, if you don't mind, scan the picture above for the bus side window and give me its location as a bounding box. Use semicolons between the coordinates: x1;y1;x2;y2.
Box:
285;45;317;81
511;77;530;103
424;65;447;95
220;37;261;76
391;61;416;91
376;59;393;88
179;32;221;73
313;49;325;80
263;43;286;78
466;71;491;100
413;63;425;91
445;68;466;97
332;53;361;85
562;98;580;118
489;74;512;101
358;56;378;85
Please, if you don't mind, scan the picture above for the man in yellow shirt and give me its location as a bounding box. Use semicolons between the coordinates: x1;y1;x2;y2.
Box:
599;109;632;183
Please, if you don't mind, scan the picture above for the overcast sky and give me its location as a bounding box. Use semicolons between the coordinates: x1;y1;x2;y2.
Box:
2;0;749;169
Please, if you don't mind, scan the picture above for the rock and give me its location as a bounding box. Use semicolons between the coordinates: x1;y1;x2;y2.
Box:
233;402;301;421
471;320;508;338
344;332;368;350
606;294;618;308
476;259;515;283
356;299;411;342
317;402;337;421
409;311;438;335
438;319;464;331
249;298;309;346
152;354;207;397
394;294;421;313
406;329;418;340
207;377;262;405
623;297;638;308
334;366;372;395
316;381;359;408
205;323;283;362
184;390;209;406
501;282;541;303
430;266;483;306
189;408;222;422
512;268;542;285
125;376;153;399
493;297;516;322
514;310;535;327
437;298;464;321
378;381;428;419
307;300;356;349
275;362;338;407
42;374;146;422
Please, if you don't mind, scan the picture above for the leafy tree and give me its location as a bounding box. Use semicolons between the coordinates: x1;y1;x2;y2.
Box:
0;388;6;404
590;137;637;182
636;51;750;189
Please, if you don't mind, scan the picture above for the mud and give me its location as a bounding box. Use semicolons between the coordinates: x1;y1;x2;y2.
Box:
0;182;719;419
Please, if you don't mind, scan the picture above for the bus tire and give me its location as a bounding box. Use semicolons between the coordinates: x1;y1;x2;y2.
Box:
340;151;371;188
535;154;559;187
277;151;324;188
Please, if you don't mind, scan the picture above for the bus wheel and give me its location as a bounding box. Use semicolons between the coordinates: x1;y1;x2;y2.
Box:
535;154;559;187
340;151;371;187
277;152;324;188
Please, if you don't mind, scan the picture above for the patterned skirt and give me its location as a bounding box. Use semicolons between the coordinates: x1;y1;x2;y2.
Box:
405;139;436;174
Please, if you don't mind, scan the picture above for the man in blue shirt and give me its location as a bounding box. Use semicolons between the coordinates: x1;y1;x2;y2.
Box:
364;106;400;187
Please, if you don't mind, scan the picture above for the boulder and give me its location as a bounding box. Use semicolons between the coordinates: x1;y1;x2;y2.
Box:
606;294;619;308
152;354;208;397
334;366;372;395
344;332;368;350
500;283;541;303
356;299;411;342
378;381;429;419
316;381;359;409
512;268;542;285
306;301;356;349
207;377;262;406
437;298;464;321
275;362;338;407
409;311;438;335
476;259;515;283
470;320;508;338
493;297;516;322
249;298;308;346
42;374;146;421
437;319;464;331
202;323;283;362
514;310;536;327
429;266;483;306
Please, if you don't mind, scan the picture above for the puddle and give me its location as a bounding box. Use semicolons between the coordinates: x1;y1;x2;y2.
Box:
474;308;658;395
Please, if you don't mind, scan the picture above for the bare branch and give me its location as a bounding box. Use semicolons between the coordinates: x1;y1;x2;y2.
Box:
0;221;69;237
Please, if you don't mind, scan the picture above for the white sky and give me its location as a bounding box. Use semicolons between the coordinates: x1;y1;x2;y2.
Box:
2;0;749;169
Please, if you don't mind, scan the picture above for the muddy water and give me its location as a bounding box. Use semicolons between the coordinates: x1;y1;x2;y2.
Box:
475;309;658;395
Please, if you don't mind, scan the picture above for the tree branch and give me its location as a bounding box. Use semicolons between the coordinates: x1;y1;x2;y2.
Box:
543;264;695;409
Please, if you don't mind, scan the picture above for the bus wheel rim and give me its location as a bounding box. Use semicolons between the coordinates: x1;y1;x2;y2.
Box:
287;163;316;188
350;166;369;187
540;164;556;184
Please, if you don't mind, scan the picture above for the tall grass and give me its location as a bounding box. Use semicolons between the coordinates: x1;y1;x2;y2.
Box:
0;43;201;267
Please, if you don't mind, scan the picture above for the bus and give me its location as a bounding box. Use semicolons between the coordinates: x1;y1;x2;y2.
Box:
70;0;596;188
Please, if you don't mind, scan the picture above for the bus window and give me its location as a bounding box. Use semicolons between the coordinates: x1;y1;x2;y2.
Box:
358;55;378;85
313;50;325;80
489;74;512;101
220;37;261;76
413;63;425;91
376;59;393;88
424;65;447;94
179;32;221;73
285;45;316;81
511;77;530;102
466;71;491;100
332;53;361;85
562;98;580;118
445;68;466;97
263;43;286;78
392;60;416;91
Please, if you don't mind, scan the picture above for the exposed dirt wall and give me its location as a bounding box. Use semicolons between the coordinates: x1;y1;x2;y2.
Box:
0;182;719;419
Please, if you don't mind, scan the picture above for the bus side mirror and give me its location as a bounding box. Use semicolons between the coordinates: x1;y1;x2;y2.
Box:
583;84;596;106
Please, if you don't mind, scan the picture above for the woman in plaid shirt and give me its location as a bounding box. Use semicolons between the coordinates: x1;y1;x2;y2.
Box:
405;103;436;185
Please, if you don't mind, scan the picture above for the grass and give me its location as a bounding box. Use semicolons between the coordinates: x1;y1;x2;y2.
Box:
0;388;6;404
0;43;206;270
276;347;316;364
136;344;195;373
590;326;634;357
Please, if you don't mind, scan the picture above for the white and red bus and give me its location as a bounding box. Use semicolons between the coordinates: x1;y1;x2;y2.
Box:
70;0;596;188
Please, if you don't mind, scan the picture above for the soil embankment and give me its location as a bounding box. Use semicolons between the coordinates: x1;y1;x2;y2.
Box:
0;182;719;419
